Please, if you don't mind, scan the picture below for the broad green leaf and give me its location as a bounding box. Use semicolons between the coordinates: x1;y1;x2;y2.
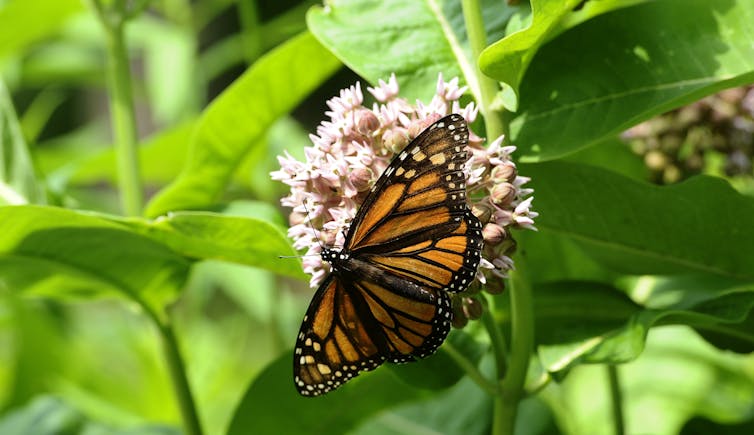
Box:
525;281;754;376
507;0;754;161
480;0;650;109
0;205;189;316
112;211;307;280
227;353;427;435
0;80;46;205
145;32;341;217
307;0;517;102
478;0;581;111
523;161;754;281
0;0;84;59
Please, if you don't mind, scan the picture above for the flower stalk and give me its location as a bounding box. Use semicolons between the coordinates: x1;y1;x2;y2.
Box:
90;0;144;216
460;2;535;434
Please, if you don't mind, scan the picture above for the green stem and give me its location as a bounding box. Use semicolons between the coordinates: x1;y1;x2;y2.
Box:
481;294;508;377
498;260;534;435
237;0;263;64
608;365;626;435
142;305;204;435
443;341;499;396
93;0;144;216
461;0;505;140
159;321;204;435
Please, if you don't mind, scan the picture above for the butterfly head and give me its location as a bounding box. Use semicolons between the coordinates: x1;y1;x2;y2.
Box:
320;247;347;265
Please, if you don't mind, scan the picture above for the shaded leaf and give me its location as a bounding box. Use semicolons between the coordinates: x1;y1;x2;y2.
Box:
524;281;754;376
0;205;189;316
145;32;341;217
388;330;487;390
524;161;754;281
227;353;427;435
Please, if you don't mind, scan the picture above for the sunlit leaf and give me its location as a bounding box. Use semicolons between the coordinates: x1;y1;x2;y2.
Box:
307;0;516;102
505;0;754;160
145;31;341;217
0;80;46;205
0;0;84;59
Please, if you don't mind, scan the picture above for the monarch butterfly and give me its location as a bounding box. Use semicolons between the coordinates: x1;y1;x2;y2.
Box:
294;113;483;396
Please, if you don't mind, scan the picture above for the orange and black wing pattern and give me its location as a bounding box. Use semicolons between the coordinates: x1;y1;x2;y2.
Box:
345;113;483;293
294;114;483;397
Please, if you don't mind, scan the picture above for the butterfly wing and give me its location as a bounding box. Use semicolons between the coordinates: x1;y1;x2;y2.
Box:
294;114;483;396
293;274;450;396
346;113;483;294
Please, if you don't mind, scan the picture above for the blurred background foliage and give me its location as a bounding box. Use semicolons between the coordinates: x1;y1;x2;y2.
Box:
0;0;753;434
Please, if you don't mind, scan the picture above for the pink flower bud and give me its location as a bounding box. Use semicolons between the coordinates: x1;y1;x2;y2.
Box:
491;182;516;205
482;223;507;245
462;297;483;320
356;109;380;135
491;162;517;183
349;167;374;192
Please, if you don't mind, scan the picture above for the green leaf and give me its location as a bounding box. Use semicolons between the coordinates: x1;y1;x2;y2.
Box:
0;395;179;435
478;0;581;110
112;211;307;281
0;80;46;205
0;205;189;316
226;353;426;435
0;0;84;59
479;0;651;109
145;32;341;217
523;161;754;281
526;281;754;376
387;330;486;390
508;0;754;161
307;0;515;102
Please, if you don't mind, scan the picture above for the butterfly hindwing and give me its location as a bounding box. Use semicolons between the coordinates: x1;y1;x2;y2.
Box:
294;274;451;396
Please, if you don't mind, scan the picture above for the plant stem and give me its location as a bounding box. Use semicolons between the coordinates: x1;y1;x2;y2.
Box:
139;300;204;435
158;320;204;435
444;341;499;396
461;0;505;140
94;0;144;216
608;364;626;435
237;0;263;64
498;259;534;435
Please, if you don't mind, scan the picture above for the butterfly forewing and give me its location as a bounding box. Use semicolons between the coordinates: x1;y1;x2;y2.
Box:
294;114;483;397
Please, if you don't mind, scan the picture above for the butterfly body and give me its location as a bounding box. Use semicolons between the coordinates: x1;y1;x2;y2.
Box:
294;114;483;396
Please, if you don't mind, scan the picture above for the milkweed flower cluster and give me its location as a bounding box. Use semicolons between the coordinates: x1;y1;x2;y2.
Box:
271;74;537;326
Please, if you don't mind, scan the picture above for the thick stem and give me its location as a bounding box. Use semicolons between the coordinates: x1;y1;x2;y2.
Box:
461;0;505;140
498;260;535;435
101;10;144;216
608;364;626;435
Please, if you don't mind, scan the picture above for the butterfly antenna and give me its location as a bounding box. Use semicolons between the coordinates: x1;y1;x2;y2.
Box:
278;201;326;260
